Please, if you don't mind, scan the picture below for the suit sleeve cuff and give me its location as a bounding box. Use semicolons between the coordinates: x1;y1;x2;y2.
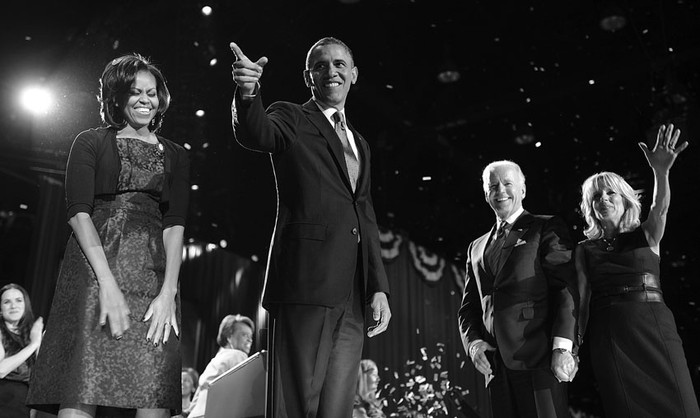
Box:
239;82;261;101
552;337;573;352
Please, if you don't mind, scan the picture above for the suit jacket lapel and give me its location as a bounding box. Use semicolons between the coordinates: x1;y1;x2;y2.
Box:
347;122;367;195
302;100;354;193
478;226;497;280
494;211;532;283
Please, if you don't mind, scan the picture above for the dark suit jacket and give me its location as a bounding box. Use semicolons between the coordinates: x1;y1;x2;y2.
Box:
458;211;578;370
233;92;390;309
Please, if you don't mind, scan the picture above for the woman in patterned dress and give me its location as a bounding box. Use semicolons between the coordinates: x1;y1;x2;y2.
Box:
575;124;699;417
27;54;190;418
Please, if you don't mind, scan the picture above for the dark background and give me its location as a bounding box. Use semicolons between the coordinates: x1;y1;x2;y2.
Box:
1;0;699;415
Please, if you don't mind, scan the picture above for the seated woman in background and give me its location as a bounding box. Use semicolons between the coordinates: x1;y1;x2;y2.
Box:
353;359;385;418
188;314;254;418
180;367;199;417
0;283;43;418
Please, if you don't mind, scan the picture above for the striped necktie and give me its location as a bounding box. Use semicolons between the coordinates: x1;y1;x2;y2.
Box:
332;111;359;192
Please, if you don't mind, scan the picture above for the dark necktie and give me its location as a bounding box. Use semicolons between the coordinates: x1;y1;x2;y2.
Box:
333;111;359;192
496;220;508;240
486;220;508;274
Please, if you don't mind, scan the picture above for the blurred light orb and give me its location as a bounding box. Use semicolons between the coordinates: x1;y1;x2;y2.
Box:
600;15;626;32
514;133;535;145
201;6;212;16
196;109;205;117
209;58;218;66
20;86;53;115
219;239;228;248
437;70;461;84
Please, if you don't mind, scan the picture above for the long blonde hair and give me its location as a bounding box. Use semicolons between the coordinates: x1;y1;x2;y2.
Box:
579;171;641;239
356;359;380;403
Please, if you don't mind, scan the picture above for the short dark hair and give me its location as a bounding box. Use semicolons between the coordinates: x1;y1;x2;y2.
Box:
305;37;355;69
216;314;254;347
98;53;171;132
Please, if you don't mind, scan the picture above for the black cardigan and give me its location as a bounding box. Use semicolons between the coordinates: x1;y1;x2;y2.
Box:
65;127;190;228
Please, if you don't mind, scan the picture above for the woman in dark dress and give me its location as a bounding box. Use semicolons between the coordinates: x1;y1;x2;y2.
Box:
576;123;699;417
0;283;43;417
27;54;190;418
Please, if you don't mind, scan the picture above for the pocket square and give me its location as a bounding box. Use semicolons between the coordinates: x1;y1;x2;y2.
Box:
515;239;527;247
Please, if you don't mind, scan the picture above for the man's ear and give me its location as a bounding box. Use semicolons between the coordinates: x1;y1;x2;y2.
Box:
303;70;313;88
351;66;358;85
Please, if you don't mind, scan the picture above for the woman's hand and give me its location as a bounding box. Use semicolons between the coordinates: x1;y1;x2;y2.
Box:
639;123;688;173
143;290;178;346
29;317;44;348
97;277;131;340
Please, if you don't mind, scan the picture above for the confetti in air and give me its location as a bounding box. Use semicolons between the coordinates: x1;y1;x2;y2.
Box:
383;343;471;417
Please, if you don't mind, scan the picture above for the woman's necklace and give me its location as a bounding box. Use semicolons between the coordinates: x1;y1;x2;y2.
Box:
601;236;616;252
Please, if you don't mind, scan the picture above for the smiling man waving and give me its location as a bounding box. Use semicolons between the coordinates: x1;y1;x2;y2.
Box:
229;37;391;418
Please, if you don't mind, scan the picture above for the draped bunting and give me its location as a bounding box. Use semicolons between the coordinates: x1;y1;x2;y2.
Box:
379;228;465;290
378;228;403;261
408;241;446;284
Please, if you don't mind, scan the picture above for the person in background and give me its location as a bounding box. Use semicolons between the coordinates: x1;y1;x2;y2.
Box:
180;367;199;417
352;359;385;418
576;124;699;417
26;53;190;418
458;160;579;418
0;283;43;418
188;314;254;418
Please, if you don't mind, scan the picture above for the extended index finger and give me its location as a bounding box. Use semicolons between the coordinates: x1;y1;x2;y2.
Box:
230;42;248;62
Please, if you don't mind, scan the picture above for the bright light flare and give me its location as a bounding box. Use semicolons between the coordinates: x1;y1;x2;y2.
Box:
19;86;53;115
201;6;212;15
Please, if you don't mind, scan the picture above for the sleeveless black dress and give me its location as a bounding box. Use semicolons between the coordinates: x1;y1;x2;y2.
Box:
0;329;33;417
27;137;180;415
580;228;699;418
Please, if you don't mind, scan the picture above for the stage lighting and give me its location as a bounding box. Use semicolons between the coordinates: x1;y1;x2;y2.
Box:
19;86;53;115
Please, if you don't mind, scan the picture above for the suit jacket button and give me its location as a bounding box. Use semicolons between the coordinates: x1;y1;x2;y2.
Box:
351;227;358;235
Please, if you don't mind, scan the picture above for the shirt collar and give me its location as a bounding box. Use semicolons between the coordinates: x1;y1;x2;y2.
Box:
497;206;524;226
313;99;345;126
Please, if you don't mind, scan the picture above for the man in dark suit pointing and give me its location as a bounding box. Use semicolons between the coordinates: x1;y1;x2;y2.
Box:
230;37;391;418
458;160;579;417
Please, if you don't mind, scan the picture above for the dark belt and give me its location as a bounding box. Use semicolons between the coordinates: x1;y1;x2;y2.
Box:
591;273;664;308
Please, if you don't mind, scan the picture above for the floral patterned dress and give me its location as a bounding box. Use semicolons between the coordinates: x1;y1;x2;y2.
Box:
28;137;180;415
